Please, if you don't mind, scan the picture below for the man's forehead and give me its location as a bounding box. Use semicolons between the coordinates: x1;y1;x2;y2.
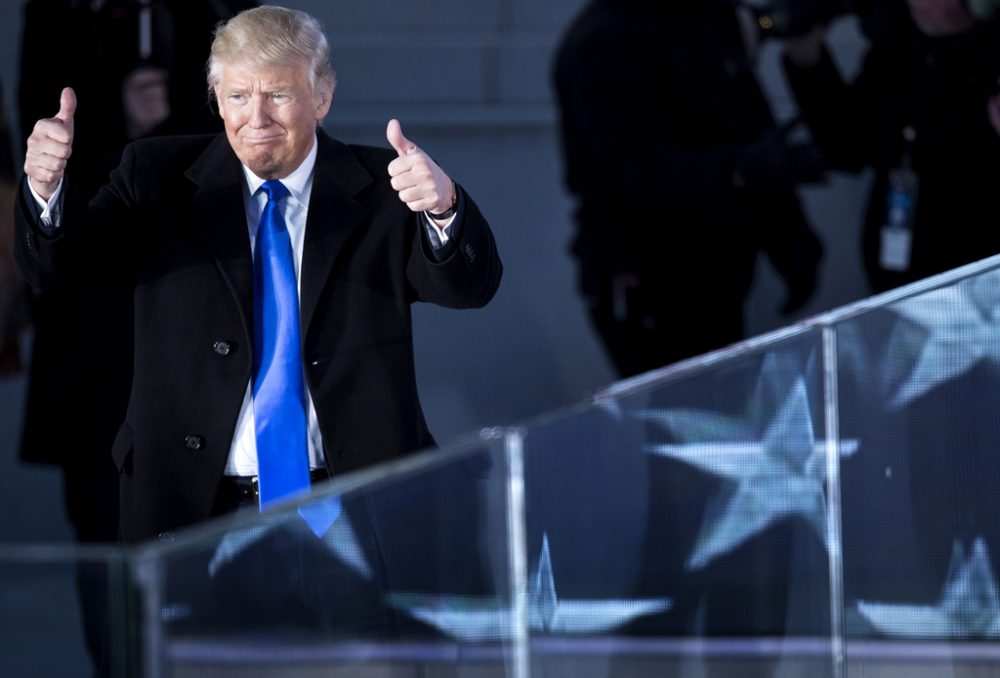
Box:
217;59;309;87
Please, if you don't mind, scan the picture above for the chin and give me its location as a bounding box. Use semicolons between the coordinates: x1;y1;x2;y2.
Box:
246;156;281;179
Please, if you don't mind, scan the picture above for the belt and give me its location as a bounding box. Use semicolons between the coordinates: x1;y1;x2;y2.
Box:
221;468;331;503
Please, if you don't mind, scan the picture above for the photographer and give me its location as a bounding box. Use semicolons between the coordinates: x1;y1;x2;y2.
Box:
782;0;1000;292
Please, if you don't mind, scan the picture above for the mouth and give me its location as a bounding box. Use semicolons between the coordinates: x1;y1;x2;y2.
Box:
242;134;283;144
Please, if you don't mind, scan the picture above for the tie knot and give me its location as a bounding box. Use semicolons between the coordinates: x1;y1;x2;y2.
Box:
260;179;289;203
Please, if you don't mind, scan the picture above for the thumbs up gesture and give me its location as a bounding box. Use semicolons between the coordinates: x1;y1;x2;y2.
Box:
386;119;455;219
24;87;76;202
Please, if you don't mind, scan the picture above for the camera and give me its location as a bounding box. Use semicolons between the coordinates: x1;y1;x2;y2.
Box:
740;0;858;38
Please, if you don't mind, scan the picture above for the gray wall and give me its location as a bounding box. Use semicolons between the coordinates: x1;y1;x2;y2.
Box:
0;2;873;541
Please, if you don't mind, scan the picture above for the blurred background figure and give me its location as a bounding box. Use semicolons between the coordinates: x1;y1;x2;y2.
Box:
553;0;826;379
17;1;254;674
0;80;28;377
784;0;1000;293
19;0;258;198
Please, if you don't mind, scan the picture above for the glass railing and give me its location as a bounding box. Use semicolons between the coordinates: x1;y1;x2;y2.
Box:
5;253;1000;677
128;434;516;677
833;262;1000;675
0;543;135;676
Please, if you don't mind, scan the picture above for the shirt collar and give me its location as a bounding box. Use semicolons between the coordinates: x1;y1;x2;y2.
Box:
240;134;318;206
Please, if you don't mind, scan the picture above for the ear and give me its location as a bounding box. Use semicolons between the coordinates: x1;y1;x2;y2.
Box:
314;81;334;121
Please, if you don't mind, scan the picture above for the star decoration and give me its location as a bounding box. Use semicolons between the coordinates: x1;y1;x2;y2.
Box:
885;271;1000;409
386;534;672;642
857;537;1000;638
642;374;858;570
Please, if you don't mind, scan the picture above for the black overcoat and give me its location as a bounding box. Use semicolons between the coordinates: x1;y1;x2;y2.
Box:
15;129;502;542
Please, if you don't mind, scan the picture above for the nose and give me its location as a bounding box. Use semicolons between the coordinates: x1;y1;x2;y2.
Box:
248;95;273;128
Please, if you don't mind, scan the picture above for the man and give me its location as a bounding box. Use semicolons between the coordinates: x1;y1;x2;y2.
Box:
16;5;502;544
553;0;825;378
553;0;827;638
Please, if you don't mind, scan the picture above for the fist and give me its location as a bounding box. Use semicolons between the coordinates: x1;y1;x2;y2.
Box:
386;119;454;216
24;87;76;202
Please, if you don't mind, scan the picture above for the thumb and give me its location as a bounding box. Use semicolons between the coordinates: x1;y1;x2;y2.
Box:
386;118;416;156
56;87;76;132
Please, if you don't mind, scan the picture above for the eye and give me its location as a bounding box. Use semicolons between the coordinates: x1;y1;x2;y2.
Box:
228;93;248;104
271;93;290;103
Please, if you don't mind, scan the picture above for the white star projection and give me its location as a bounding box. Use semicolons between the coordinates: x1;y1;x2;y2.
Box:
207;499;371;581
885;270;1000;409
858;538;1000;639
386;534;672;642
642;375;858;570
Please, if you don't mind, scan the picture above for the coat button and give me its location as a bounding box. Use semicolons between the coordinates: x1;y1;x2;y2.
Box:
158;532;175;542
213;340;232;356
184;435;204;451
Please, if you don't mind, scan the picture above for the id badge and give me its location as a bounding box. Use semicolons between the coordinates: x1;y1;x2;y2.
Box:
880;226;912;271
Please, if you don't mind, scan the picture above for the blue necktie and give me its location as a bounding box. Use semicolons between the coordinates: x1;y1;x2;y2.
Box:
253;180;310;507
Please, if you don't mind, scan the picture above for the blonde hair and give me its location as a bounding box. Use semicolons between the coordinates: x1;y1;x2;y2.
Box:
207;6;336;97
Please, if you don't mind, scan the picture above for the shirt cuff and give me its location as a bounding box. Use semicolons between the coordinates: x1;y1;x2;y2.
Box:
421;185;466;262
27;177;64;229
422;212;455;248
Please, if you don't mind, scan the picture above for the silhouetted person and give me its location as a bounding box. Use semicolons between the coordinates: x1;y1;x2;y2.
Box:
784;0;1000;292
553;0;825;379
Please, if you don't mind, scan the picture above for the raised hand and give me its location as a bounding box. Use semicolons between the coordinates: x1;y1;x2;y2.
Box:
386;118;455;217
24;87;76;201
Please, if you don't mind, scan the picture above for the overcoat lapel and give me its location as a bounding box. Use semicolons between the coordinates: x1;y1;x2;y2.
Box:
184;133;255;348
299;131;373;334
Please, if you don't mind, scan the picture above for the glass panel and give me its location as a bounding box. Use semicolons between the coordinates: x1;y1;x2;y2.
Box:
517;332;837;676
0;545;133;677
837;264;1000;675
136;436;514;677
12;257;1000;677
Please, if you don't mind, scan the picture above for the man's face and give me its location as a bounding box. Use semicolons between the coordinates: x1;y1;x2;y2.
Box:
215;58;332;179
